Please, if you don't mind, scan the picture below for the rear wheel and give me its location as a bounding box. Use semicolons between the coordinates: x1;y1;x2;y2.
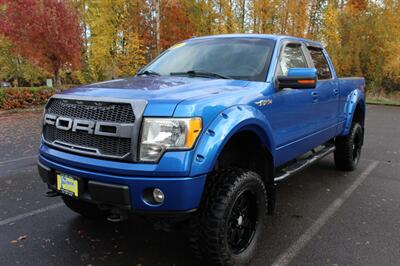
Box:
334;123;363;171
62;196;109;219
189;168;268;265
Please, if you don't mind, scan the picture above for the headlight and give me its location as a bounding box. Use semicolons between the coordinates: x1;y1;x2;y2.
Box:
139;117;202;162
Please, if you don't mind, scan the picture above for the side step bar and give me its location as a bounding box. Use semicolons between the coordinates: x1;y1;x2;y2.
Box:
274;145;336;182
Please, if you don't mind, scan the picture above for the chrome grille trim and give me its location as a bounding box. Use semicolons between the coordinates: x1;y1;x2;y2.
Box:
42;95;147;161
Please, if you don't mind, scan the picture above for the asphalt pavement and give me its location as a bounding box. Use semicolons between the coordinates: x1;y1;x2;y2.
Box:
0;105;399;266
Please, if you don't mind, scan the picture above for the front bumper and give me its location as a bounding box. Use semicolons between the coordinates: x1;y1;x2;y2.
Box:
38;149;207;212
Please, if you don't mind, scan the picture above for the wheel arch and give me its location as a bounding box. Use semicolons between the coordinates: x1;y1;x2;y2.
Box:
214;127;274;184
341;89;366;136
190;105;275;184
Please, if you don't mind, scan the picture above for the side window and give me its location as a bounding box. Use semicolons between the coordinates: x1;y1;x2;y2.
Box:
278;43;308;76
307;47;332;80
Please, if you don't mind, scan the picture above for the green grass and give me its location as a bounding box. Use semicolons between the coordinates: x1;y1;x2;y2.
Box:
0;89;4;108
367;95;400;106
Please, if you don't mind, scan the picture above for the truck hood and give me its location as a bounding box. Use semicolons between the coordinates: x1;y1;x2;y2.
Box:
62;76;250;100
60;76;254;116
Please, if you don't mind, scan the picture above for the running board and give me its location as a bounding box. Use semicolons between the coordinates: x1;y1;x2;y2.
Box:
274;145;335;182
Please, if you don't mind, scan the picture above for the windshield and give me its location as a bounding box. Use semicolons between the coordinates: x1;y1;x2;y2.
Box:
144;38;275;81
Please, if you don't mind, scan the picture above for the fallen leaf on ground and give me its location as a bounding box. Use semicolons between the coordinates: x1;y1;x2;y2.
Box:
17;235;27;241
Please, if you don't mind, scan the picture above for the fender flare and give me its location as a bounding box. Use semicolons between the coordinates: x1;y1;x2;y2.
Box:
341;89;365;136
190;105;276;177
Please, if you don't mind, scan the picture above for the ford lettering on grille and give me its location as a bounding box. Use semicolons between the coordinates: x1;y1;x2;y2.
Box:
44;114;133;138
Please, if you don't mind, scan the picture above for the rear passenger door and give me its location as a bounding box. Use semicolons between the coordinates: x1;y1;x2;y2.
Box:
306;46;339;140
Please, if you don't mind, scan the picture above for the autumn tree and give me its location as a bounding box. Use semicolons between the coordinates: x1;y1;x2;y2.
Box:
278;0;311;37
160;0;194;50
361;0;400;92
322;0;340;67
0;35;47;86
1;0;400;94
380;0;400;90
0;0;82;85
88;0;146;80
71;0;93;83
335;0;368;77
251;0;281;34
186;0;217;36
307;0;325;39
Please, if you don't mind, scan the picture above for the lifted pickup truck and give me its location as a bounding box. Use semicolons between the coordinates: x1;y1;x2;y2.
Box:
38;34;365;265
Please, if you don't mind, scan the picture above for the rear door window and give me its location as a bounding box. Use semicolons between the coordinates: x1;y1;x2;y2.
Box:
307;47;332;80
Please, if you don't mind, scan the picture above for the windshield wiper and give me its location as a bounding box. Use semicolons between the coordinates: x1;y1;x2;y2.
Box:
137;70;161;76
170;70;232;80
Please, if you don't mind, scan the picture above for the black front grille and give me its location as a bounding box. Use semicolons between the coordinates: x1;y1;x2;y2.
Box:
46;99;135;123
43;98;135;159
44;126;131;158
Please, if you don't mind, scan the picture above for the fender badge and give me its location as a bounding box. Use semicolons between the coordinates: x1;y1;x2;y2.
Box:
255;99;272;107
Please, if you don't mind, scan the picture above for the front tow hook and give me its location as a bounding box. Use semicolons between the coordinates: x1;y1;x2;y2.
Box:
45;190;60;197
107;209;129;222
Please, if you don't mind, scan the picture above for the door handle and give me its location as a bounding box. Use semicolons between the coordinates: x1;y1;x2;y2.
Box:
333;89;339;96
311;91;318;103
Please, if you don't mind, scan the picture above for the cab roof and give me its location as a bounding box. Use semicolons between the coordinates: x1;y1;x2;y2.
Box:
189;34;324;48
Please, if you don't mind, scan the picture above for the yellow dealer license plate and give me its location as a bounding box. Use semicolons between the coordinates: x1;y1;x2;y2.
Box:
57;173;79;197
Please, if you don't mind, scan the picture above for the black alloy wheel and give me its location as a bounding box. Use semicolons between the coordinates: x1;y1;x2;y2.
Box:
227;190;259;254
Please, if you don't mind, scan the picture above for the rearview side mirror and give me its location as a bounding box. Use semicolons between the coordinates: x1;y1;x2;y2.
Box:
277;68;317;89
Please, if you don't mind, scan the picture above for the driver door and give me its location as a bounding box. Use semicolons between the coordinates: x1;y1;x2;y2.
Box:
263;41;317;166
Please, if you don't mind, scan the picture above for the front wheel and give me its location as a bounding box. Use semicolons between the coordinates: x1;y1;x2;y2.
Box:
189;168;268;265
334;123;363;171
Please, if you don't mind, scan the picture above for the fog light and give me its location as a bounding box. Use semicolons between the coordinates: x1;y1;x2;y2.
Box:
153;188;165;204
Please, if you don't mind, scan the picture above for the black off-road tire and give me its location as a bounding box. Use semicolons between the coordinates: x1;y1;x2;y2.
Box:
62;196;109;219
334;123;363;171
189;168;268;265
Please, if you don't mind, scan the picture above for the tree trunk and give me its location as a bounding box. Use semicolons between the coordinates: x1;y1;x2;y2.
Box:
54;69;61;89
15;57;22;87
155;0;161;54
241;0;246;32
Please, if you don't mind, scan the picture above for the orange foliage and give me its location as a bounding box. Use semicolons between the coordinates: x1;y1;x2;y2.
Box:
0;0;82;79
1;88;55;110
160;1;194;51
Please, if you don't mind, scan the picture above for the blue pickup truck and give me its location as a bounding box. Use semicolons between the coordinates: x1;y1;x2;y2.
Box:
38;34;365;265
